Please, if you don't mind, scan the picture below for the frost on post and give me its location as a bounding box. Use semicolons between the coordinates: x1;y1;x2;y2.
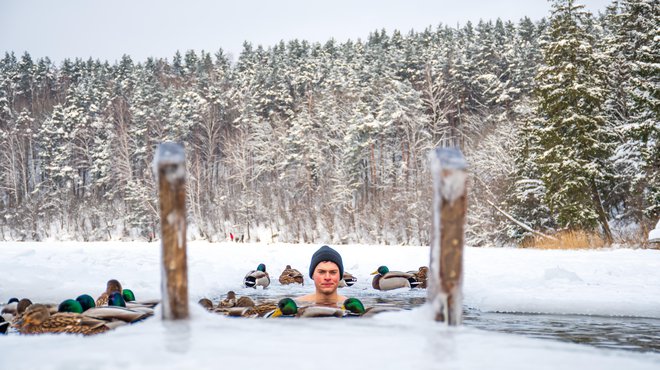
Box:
154;142;189;320
428;147;467;325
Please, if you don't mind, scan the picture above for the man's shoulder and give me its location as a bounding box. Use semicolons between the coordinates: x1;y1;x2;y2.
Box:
296;294;316;303
296;294;348;305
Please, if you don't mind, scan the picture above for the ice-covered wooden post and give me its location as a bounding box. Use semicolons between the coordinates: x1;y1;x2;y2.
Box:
154;142;189;320
428;147;467;325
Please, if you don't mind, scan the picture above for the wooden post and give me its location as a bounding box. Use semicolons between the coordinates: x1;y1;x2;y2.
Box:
428;147;467;325
154;142;189;320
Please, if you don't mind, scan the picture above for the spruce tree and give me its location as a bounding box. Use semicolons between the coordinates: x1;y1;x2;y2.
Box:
611;0;659;223
531;0;614;243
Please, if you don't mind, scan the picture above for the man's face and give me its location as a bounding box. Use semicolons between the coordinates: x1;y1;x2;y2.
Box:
312;261;341;295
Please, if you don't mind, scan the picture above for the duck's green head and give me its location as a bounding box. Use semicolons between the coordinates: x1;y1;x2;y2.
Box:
108;292;126;307
342;298;366;315
122;289;136;302
271;298;298;317
257;263;267;272
76;294;96;311
371;266;389;275
58;299;83;313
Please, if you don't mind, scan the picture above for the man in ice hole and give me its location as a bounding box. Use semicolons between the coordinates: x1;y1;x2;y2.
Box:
297;245;347;306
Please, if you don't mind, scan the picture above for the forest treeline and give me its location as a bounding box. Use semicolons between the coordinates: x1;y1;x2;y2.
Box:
0;0;657;245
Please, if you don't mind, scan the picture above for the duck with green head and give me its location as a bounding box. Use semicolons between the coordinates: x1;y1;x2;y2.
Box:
268;298;344;318
122;289;136;302
243;263;270;289
371;265;421;291
108;292;126;307
76;294;96;311
58;299;83;313
342;297;401;317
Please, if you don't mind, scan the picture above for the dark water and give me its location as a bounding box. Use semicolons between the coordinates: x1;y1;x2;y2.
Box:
232;291;660;354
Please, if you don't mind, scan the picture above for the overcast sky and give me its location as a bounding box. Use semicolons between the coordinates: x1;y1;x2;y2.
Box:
1;0;612;65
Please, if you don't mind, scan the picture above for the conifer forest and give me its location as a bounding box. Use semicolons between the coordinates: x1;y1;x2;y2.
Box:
0;0;657;245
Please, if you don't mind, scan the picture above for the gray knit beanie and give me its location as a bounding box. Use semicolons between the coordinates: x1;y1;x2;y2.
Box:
309;245;344;278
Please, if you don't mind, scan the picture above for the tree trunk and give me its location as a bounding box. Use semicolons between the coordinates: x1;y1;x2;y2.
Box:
590;178;613;245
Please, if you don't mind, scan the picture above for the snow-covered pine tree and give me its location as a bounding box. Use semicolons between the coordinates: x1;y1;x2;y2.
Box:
609;0;659;224
531;0;615;243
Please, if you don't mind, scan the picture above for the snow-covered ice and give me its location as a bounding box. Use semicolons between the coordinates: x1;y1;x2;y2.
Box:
1;241;659;370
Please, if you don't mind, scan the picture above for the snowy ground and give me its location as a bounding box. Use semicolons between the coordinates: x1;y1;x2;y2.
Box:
1;241;659;370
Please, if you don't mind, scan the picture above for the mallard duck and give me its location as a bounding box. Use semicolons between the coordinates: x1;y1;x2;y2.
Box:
82;306;153;324
17;298;34;314
2;303;16;323
0;315;9;334
338;271;357;288
108;292;126;307
14;304;110;336
76;294;96;311
371;266;420;291
226;306;259;317
225;300;278;317
407;266;429;289
243;263;270;289
235;296;255;307
218;291;237;308
122;289;136;302
58;299;83;313
198;298;214;310
96;279;123;306
342;298;402;317
279;265;304;285
6;298;36;325
267;298;344;318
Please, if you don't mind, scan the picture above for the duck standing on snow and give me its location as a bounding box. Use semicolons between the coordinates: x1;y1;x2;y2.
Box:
279;265;304;285
371;265;420;291
243;263;270;289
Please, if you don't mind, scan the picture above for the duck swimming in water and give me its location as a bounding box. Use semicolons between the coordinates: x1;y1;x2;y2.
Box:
267;298;344;318
279;265;304;285
371;266;421;291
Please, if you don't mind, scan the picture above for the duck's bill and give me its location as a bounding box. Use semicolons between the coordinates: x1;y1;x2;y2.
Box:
269;309;283;318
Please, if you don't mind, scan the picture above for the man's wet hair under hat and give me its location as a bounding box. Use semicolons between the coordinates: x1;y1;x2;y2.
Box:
309;245;344;278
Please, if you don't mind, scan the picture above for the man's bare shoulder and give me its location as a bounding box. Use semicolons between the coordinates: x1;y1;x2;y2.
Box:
296;294;348;305
296;294;316;303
